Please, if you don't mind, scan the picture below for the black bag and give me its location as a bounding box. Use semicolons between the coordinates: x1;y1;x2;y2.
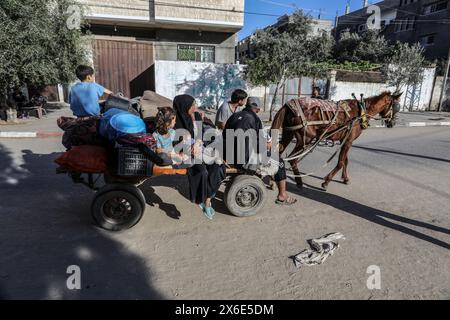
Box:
103;94;142;117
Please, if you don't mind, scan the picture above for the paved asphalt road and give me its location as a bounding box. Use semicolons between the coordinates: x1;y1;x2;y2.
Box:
0;126;449;299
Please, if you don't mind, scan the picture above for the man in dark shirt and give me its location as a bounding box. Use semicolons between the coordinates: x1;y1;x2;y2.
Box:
224;97;297;206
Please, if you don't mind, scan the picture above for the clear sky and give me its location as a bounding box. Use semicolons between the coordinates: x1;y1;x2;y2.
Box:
239;0;376;40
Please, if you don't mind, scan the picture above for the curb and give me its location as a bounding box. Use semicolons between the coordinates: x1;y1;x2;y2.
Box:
1;121;450;138
0;131;63;138
372;121;450;128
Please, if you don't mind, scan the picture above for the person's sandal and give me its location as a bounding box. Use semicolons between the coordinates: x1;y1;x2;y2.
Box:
199;203;215;220
204;206;215;220
275;197;297;206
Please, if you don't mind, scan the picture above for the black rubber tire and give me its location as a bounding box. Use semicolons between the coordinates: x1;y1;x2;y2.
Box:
91;189;144;231
96;183;146;210
224;175;267;217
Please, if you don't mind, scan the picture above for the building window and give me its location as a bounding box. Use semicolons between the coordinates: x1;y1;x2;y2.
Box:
400;0;417;6
419;34;436;47
177;45;215;63
395;16;416;32
423;0;448;14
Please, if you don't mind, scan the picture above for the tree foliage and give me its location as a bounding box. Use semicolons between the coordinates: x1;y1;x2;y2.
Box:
334;30;389;64
0;0;90;96
383;41;425;91
245;11;334;85
243;10;333;117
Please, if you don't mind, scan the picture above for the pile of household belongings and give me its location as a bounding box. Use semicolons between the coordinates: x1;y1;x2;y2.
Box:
55;100;162;175
139;90;173;119
55;115;108;173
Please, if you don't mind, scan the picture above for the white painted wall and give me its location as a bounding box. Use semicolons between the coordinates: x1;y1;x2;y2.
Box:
329;68;436;111
155;60;247;108
155;61;437;111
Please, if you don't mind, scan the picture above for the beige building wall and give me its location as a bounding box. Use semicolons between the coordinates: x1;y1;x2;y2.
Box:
153;0;244;27
79;0;244;29
79;0;151;21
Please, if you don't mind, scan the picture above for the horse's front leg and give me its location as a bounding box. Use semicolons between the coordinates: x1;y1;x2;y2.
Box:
322;142;351;191
341;156;350;185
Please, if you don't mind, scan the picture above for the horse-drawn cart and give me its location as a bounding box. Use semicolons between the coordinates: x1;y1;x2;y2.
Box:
56;92;271;231
58;150;268;231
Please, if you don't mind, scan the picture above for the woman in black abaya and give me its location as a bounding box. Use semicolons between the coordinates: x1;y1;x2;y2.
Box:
173;94;225;219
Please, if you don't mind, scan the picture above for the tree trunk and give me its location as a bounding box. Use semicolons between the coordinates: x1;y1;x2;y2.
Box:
269;79;286;121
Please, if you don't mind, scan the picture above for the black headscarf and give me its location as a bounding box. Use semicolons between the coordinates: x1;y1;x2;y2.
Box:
173;94;195;136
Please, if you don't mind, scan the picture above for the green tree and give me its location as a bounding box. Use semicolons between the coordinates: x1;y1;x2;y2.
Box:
244;10;333;120
383;42;425;92
0;0;90;106
334;30;389;64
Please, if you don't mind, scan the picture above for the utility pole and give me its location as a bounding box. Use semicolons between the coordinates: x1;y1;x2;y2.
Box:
438;48;450;112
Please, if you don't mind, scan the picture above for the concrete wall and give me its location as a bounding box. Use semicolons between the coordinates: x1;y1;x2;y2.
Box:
328;68;437;111
429;76;443;111
80;0;151;21
155;60;246;108
80;0;244;29
153;0;244;27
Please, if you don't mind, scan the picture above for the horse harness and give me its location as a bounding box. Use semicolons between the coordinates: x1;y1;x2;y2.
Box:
284;98;353;132
281;97;368;163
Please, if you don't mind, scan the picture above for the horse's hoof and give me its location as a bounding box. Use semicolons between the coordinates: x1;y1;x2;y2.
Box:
321;182;328;191
296;183;303;190
343;180;350;185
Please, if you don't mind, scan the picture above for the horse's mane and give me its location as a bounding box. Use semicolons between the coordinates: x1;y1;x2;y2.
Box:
364;91;391;103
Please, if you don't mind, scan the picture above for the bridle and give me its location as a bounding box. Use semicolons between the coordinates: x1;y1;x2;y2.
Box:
367;97;398;123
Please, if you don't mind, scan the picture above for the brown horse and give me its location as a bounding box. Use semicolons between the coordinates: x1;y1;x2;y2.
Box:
271;91;402;190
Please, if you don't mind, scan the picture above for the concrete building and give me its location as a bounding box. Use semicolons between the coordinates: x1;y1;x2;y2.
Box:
78;0;244;96
335;0;450;61
237;14;334;61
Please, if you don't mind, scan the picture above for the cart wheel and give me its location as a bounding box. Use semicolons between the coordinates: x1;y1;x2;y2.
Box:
96;183;146;210
224;175;267;217
91;186;145;231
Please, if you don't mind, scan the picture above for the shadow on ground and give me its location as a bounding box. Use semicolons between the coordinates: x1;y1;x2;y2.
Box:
0;144;164;299
287;184;450;250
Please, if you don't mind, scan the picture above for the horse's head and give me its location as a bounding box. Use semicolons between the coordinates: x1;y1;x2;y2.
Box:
367;91;403;128
381;91;402;128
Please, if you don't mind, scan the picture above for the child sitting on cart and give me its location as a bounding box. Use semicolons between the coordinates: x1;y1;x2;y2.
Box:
153;107;189;165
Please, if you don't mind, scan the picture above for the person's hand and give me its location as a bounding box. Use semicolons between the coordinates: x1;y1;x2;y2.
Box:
192;140;202;156
191;144;199;156
267;141;272;151
104;89;113;96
